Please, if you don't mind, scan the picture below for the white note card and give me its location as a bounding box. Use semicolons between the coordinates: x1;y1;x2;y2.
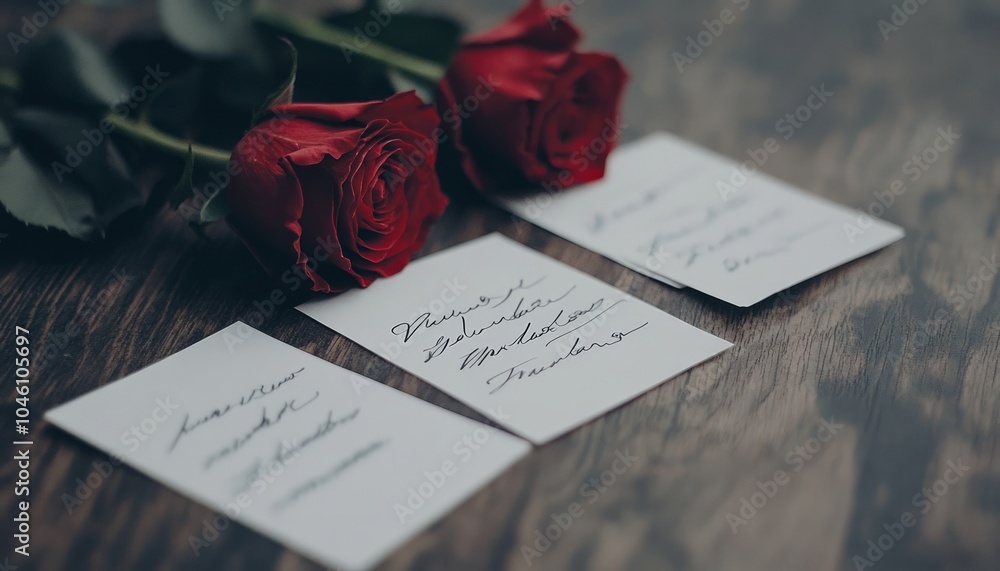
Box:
45;323;530;571
497;132;906;306
298;234;731;444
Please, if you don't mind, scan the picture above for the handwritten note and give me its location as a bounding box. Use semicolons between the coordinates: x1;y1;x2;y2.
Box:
497;132;906;306
298;234;732;444
45;323;530;571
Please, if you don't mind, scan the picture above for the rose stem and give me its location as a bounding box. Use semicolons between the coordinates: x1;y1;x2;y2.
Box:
253;7;446;84
105;114;232;171
0;68;231;171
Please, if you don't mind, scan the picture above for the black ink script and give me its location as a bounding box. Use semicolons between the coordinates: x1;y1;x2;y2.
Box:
419;281;577;363
203;392;320;470
168;367;305;453
456;298;618;371
484;322;649;394
588;169;700;233
274;439;388;511
231;407;361;495
390;277;549;344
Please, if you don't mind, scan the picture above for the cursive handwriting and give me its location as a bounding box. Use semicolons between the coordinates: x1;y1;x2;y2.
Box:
203;392;320;470
587;169;701;233
666;207;785;268
391;296;492;343
489;276;548;308
390;277;548;344
543;299;624;348
643;194;754;259
484;322;649;394
421;285;578;363
274;439;388;511
456;298;623;371
232;407;361;495
723;246;787;272
722;221;827;272
281;408;361;460
169;367;305;453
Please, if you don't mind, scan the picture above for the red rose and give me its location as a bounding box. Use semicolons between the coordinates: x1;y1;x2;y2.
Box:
437;0;628;194
225;92;449;293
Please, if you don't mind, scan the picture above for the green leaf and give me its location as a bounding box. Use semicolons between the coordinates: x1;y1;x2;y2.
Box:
0;111;146;241
0;120;13;150
158;0;255;58
200;186;232;224
167;146;196;208
251;38;297;124
19;31;132;112
0;147;104;240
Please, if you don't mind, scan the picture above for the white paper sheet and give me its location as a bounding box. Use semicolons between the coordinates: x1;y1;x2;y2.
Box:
298;234;732;444
497;132;906;306
45;323;530;571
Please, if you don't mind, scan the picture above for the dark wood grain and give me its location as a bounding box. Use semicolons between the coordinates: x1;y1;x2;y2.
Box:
3;0;1000;570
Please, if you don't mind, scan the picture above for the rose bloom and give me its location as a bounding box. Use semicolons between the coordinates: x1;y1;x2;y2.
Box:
225;92;449;293
437;0;628;194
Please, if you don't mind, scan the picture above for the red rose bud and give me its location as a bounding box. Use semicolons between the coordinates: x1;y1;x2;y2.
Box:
225;92;449;293
437;0;628;195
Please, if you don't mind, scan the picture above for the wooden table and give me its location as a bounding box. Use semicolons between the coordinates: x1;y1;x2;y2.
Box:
2;0;999;569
